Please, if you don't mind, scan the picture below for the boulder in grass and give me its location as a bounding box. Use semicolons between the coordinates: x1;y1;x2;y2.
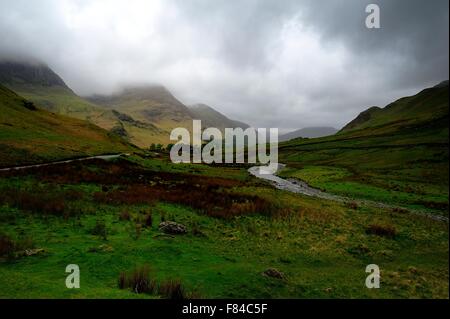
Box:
159;221;187;235
263;268;284;279
21;248;45;257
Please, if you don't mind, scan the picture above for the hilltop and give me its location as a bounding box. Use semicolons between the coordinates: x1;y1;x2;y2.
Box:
0;61;169;147
0;60;100;115
340;80;449;135
87;85;193;129
0;61;255;148
189;103;249;131
279;127;338;142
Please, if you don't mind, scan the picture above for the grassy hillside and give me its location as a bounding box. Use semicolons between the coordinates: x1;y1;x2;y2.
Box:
88;86;193;145
0;61;258;148
0;154;447;298
280;127;338;141
340;81;449;135
0;61;169;148
279;82;449;215
0;84;134;167
0;79;447;299
0;61;104;116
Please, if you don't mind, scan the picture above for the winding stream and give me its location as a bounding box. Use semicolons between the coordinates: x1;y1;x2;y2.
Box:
248;164;448;222
248;164;340;200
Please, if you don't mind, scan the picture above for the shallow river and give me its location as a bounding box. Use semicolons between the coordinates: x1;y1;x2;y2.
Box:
248;164;339;200
248;164;448;222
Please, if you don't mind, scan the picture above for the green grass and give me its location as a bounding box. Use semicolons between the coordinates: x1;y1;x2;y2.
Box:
0;158;448;299
278;164;449;214
6;84;100;115
0;82;448;299
278;85;449;215
127;155;251;181
0;84;135;167
4;83;178;148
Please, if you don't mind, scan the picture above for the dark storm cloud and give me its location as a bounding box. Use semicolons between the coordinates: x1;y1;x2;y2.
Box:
299;0;449;89
0;0;448;131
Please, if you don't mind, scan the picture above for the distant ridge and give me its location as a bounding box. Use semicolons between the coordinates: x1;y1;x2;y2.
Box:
0;61;70;89
0;60;254;147
88;85;193;126
189;103;249;131
280;127;338;141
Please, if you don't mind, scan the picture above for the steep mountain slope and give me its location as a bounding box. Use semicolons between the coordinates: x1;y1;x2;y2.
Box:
339;107;381;132
0;61;256;147
279;127;338;141
340;80;449;135
0;61;166;148
88;86;198;145
0;84;133;167
88;86;193;128
0;61;101;116
189;103;249;130
279;81;449;213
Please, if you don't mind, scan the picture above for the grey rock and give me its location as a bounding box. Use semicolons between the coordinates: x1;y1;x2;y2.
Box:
263;268;284;279
159;221;187;235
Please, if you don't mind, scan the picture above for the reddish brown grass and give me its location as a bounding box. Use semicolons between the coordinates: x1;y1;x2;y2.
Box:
118;265;156;294
366;223;397;238
0;158;280;219
0;233;15;257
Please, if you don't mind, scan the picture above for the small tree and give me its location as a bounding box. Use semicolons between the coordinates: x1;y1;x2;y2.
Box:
149;143;156;151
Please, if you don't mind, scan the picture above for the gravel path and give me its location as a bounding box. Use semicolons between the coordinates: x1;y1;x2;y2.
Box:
0;154;125;172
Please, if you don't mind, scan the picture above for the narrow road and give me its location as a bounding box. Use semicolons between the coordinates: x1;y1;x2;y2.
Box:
0;154;125;172
249;164;448;222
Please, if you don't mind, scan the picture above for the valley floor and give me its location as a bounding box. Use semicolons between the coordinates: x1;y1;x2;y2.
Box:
0;155;448;298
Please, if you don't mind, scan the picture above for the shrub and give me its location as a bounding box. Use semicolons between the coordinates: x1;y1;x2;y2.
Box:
0;233;34;258
118;272;127;290
158;279;186;300
92;183;279;219
133;223;142;240
118;265;156;294
15;236;34;251
366;224;397;238
119;210;131;221
190;221;205;237
143;212;152;228
392;207;409;214
118;265;199;298
0;234;15;258
90;220;108;240
346;201;359;210
64;189;84;201
0;188;67;216
22;100;37;110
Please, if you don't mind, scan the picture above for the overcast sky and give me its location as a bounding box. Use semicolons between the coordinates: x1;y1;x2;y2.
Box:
0;0;448;131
